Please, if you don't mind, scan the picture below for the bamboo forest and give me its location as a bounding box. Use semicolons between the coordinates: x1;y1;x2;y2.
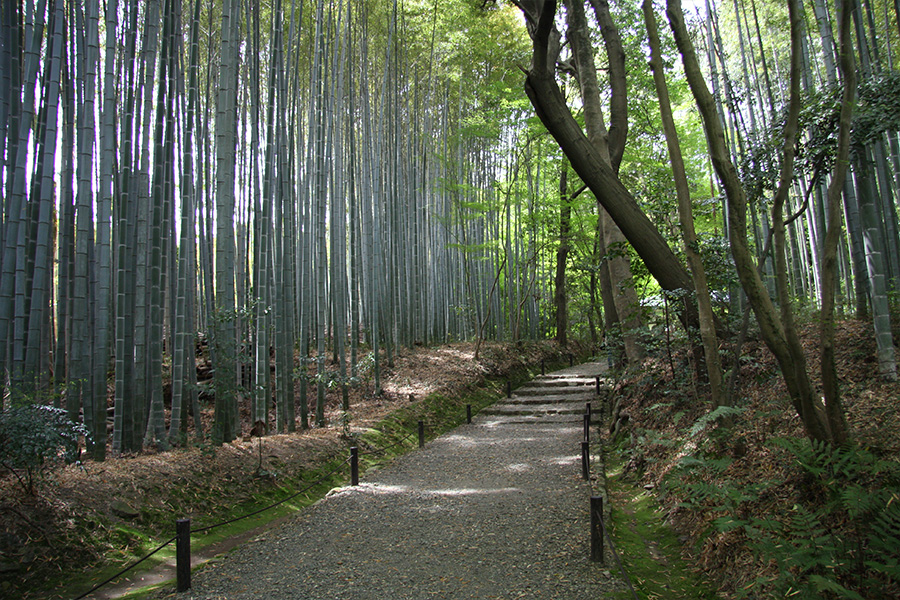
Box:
3;0;900;598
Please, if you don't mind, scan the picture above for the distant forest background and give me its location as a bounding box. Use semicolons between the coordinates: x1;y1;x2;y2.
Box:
1;0;899;456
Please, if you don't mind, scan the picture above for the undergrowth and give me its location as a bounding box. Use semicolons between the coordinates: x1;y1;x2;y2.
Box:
605;452;718;600
668;432;900;599
610;320;900;599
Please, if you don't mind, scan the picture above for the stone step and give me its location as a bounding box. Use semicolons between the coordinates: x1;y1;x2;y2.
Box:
480;415;599;426
482;403;593;417
514;385;594;397
537;372;602;379
527;377;598;387
507;393;595;405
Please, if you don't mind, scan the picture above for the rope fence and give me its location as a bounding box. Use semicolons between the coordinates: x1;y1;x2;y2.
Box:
71;410;452;599
72;455;351;600
190;457;352;535
68;366;565;599
581;397;640;600
357;431;416;457
73;535;177;600
596;505;640;600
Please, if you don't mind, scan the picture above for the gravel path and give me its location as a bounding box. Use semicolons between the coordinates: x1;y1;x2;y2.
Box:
173;363;623;599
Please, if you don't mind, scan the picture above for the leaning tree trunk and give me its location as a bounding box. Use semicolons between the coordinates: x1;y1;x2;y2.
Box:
519;0;698;329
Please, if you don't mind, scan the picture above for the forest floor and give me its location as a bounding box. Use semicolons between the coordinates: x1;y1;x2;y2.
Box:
1;339;582;600
606;318;900;598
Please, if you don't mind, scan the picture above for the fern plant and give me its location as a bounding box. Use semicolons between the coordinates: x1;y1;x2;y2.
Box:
668;434;900;599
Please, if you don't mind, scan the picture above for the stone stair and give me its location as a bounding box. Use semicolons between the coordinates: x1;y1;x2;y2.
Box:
481;366;611;425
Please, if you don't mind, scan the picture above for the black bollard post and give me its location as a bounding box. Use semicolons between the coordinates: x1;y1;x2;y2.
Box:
506;380;512;398
176;518;191;592
583;413;591;444
581;441;590;480
590;496;604;563
418;420;425;448
569;353;574;367
586;402;592;420
595;375;600;396
541;359;545;376
466;404;472;424
350;447;359;486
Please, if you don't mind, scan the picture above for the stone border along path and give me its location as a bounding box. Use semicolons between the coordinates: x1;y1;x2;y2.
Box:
170;362;624;599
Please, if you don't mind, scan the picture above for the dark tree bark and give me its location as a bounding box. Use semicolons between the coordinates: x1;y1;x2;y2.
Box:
819;0;855;446
587;0;627;171
555;161;570;347
518;0;696;312
667;0;845;444
565;0;644;363
643;0;723;407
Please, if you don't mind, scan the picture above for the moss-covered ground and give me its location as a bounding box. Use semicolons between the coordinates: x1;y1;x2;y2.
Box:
605;453;718;600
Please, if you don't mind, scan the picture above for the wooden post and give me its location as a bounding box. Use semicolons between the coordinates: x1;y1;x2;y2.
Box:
506;380;512;398
583;413;590;444
350;447;359;486
466;404;472;424
581;441;590;480
418;420;425;448
176;518;191;592
591;496;604;563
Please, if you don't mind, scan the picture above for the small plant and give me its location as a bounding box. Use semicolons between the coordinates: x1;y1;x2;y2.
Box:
339;411;358;444
196;433;219;459
0;404;90;494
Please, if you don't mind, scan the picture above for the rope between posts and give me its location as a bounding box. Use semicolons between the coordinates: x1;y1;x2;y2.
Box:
73;535;177;600
192;456;352;534
72;421;427;599
71;455;351;600
597;505;640;600
584;431;640;600
358;432;415;456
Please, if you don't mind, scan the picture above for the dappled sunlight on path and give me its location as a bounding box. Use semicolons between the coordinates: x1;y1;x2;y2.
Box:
178;362;622;599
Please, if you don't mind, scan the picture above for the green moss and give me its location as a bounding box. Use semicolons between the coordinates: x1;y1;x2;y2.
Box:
605;453;718;600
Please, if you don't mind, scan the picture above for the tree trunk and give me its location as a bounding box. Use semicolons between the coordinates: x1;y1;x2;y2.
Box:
520;0;697;324
213;0;240;443
643;0;724;407
667;0;837;444
854;150;898;380
566;0;644;364
820;0;855;446
554;161;570;347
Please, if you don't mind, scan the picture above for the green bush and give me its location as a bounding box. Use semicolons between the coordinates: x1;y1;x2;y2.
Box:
0;404;90;494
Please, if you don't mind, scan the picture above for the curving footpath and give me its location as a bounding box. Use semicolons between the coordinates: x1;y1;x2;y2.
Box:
171;362;623;599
